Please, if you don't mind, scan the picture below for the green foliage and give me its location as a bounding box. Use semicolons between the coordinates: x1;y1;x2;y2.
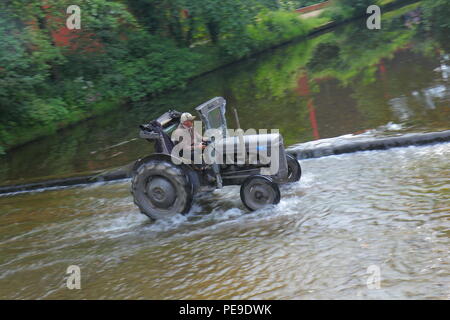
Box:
327;0;382;20
103;33;200;101
26;98;69;125
0;11;57;119
0;0;203;149
421;0;450;49
219;9;327;58
247;11;323;52
0;6;66;151
421;0;450;28
278;0;324;10
126;0;304;57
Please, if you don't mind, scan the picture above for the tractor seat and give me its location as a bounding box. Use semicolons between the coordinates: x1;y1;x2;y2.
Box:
146;120;175;154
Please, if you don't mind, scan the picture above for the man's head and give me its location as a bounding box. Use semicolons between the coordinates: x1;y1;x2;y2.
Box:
180;112;196;128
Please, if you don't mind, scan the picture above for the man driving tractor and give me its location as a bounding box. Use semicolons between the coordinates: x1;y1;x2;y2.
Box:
132;97;301;219
172;112;208;166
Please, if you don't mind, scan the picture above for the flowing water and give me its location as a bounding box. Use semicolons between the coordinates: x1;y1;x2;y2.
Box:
0;143;449;299
0;5;449;299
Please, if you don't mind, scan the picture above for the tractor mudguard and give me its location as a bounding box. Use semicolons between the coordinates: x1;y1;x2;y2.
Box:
132;153;200;195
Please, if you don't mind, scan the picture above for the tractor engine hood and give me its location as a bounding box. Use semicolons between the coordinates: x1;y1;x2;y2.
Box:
211;133;288;179
214;133;283;150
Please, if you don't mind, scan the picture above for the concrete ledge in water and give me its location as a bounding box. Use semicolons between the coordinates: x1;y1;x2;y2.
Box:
286;130;450;159
1;130;449;195
0;163;134;195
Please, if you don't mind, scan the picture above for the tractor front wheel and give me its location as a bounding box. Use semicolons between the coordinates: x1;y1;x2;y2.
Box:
240;175;280;211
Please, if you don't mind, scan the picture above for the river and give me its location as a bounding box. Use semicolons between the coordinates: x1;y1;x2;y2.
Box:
0;5;449;299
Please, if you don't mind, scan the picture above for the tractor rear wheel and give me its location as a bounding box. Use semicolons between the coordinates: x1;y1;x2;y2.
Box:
240;175;280;211
131;160;193;220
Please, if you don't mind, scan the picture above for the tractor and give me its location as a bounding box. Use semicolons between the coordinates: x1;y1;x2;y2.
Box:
131;97;301;220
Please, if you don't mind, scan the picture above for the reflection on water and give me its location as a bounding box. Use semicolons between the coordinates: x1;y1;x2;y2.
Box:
0;143;448;299
0;7;449;185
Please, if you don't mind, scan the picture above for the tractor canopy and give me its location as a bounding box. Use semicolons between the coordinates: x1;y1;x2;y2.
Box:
195;97;228;139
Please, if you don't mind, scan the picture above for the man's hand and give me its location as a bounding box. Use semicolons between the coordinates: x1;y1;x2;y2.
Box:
194;143;206;150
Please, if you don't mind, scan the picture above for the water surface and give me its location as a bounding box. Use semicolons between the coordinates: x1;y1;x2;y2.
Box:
0;143;448;299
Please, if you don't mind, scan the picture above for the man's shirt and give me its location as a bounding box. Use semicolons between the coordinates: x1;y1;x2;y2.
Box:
172;123;203;150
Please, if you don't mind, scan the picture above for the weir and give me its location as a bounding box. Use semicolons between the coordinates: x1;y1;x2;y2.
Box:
1;130;449;195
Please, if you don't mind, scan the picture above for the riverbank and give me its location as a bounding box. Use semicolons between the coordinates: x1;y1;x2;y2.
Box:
0;0;422;155
0;4;328;155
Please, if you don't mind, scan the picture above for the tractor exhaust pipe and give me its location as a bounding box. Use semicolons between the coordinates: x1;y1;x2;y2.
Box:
233;108;246;165
233;108;241;129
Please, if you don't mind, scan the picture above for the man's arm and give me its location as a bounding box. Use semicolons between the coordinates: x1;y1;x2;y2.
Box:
172;128;191;151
